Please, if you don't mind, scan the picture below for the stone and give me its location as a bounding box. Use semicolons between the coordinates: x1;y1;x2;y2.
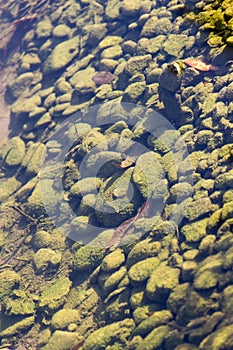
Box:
101;45;123;60
124;81;146;101
1;137;25;166
33;248;62;272
133;152;165;198
138;325;170;350
101;248;125;271
199;325;233;350
193;254;223;290
51;309;81;330
44;36;80;73
184;197;212;221
181;218;208;243
0;270;20;302
146;264;180;302
33;230;52;248
120;0;142;17
52;24;71;38
41;330;82;350
0;316;35;337
127;238;161;267
98;36;123;50
0;177;21;202
134;310;172;336
39;276;72;310
128;257;160;285
8;72;35;99
82;319;135;350
124;55;152;76
21;142;46;176
141;17;172;37
36;16;53;38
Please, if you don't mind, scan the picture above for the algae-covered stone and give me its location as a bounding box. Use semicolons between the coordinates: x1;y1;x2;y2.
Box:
12;94;41;117
1;137;25;166
124;81;146;102
146;264;180;302
127;238;161;267
44;36;80;73
193;255;223;289
105;0;122;20
39;276;72;310
137;325;170;350
184;197;212;221
167;283;190;314
73;230;112;270
221;201;233;220
128;257;160;285
0;177;21;202
71;67;96;94
181;218;208;243
53;24;71;38
124;55;152;76
0;270;20;301
21;142;46;176
134;310;172;336
175;345;198;350
141;16;172;37
69;177;102;198
98;36;123;50
163;34;194;57
36;16;53;38
33;248;62;272
8;72;35;99
99;266;127;293
51;309;81;330
41;330;82;350
133;152;165;198
120;0;142;17
33;230;52;248
4;290;35;315
105;288;131;321
0;316;35;337
101;248;125;271
181;261;197;282
26;179;59;217
82;318;135;350
199;324;233;350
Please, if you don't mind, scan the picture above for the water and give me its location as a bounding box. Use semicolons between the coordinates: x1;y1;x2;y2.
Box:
0;0;233;349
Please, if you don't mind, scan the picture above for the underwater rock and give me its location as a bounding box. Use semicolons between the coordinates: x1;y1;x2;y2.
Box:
4;290;36;315
0;270;20;302
146;264;180;302
0;177;21;202
101;248;125;271
51;309;81;330
199;324;233;350
133;151;165;199
1;136;25;166
8;72;36;99
33;248;62;272
21;142;46;176
44;36;80;73
32;230;52;248
141;16;172;37
0;316;35;337
193;254;223;290
120;0;142;17
181;218;208;243
137;325;171;350
133;310;172;336
127;238;161;267
128;257;160;285
124;55;152;76
41;330;82;350
39;276;72;310
36;16;53;38
53;24;71;38
82;318;135;350
184;197;212;221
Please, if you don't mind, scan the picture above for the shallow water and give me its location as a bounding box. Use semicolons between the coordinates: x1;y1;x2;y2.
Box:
0;0;233;349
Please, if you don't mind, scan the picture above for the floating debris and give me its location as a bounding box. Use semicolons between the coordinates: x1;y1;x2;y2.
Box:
184;58;218;71
92;71;117;85
167;61;184;75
